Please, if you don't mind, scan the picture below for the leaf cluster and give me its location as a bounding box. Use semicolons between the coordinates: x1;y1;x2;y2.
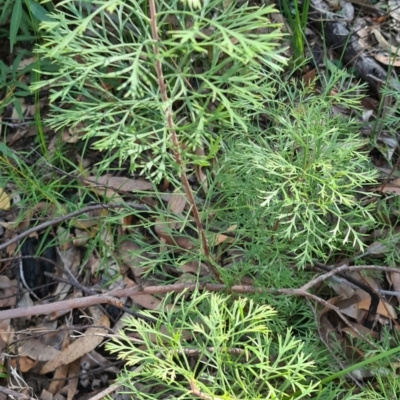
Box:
212;78;379;267
32;0;286;182
107;291;322;399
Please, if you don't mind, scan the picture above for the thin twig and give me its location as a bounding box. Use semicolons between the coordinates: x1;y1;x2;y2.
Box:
0;386;36;400
301;264;400;291
147;0;222;283
0;202;148;252
0;294;124;320
87;382;122;400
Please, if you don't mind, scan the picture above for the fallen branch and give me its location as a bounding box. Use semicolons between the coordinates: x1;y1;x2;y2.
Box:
0;294;124;320
0;282;353;324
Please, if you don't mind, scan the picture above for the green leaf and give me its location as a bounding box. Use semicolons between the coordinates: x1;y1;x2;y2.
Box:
26;0;53;22
10;0;22;52
0;0;13;25
12;98;24;119
0;143;19;161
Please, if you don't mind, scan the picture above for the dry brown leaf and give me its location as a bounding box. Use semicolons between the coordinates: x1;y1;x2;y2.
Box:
319;311;342;345
6;239;17;257
60;123;86;144
240;275;254;285
337;294;362;320
6;126;38;146
168;191;187;216
358;298;397;319
195;167;208;192
0;276;17;308
302;68;316;87
100;228;113;254
124;277;167;310
17;56;36;70
176;272;197;284
71;208;109;230
155;218;194;249
40;315;110;375
380;178;400;194
372;29;400;56
381;184;400;194
361;96;378;111
56;226;72;251
212;225;237;245
52;247;81;302
342;324;379;339
40;389;53;400
155;190;194;249
180;261;209;276
84;175;153;200
0;319;13;348
18;356;37;372
48;332;70;395
194;147;208;191
388;271;400;303
18;337;60;362
72;228;91;247
118;240;151;280
121;214;133;231
329;277;355;299
67;360;80;400
320;296;352;317
336;285;377;324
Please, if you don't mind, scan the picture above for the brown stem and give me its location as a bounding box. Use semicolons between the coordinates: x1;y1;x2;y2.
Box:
147;0;221;283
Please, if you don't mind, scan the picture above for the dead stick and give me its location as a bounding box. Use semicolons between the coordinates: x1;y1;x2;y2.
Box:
0;283;316;321
0;202;147;251
0;294;123;320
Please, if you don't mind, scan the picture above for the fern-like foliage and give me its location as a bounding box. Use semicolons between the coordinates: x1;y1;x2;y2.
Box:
33;0;286;182
107;291;321;399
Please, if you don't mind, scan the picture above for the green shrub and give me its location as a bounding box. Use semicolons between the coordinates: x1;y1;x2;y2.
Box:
212;79;379;267
32;0;286;182
107;291;322;399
